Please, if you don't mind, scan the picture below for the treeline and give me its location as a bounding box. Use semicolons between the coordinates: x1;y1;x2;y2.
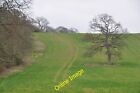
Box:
0;0;33;72
33;17;79;33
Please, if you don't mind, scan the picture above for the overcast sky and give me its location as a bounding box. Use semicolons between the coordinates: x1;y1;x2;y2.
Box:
32;0;140;33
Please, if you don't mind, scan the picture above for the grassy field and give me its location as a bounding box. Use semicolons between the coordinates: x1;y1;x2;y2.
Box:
0;32;140;93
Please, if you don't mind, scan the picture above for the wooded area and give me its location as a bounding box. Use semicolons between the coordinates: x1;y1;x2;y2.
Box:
0;0;33;71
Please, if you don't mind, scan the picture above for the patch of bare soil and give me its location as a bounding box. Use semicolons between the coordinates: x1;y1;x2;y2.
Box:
0;55;32;78
83;88;95;93
33;37;45;58
0;66;24;78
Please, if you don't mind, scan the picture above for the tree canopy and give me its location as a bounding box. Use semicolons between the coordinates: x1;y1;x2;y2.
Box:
85;14;127;65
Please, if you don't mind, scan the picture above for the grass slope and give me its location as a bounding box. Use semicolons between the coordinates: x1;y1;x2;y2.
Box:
0;33;140;93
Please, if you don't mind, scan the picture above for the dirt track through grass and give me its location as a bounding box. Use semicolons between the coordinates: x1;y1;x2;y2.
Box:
0;33;140;93
52;33;78;82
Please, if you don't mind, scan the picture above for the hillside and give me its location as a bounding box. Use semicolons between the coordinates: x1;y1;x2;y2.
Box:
0;33;140;93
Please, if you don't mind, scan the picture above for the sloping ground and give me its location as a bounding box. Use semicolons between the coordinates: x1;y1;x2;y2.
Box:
0;33;140;93
0;32;78;93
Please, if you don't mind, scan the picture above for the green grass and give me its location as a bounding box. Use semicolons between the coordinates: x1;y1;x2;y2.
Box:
0;32;140;93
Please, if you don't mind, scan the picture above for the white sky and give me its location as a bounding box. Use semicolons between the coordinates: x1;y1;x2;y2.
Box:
32;0;140;33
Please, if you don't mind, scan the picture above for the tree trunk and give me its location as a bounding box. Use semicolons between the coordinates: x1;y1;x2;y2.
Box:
105;33;113;65
106;46;113;65
107;52;113;65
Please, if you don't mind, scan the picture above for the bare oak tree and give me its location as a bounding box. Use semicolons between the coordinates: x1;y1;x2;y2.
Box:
86;14;127;65
35;17;49;32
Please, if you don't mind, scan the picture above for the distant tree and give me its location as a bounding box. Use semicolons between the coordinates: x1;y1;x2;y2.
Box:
56;26;78;33
69;28;78;33
45;26;56;32
35;17;49;32
86;14;127;65
56;26;69;33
